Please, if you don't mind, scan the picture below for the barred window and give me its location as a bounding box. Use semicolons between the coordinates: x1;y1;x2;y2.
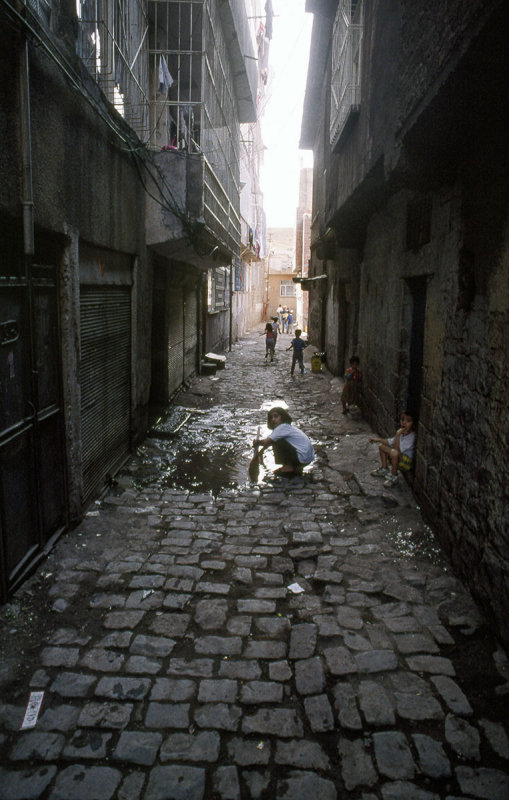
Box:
330;0;363;152
280;280;296;297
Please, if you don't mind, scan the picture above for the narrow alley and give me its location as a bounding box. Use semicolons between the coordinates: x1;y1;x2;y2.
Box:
0;327;508;800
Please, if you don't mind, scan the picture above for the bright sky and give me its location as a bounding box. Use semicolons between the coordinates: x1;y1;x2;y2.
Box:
260;0;313;229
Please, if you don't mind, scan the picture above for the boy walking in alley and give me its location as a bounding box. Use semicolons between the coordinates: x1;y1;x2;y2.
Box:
287;328;309;375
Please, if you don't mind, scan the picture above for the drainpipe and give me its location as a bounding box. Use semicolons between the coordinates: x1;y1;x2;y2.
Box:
229;263;233;351
18;16;34;259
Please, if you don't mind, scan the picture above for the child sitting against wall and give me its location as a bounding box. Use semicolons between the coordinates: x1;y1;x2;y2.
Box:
370;411;416;487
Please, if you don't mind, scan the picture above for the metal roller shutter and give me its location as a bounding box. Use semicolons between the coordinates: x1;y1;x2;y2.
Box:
184;286;198;381
167;287;184;397
80;286;131;502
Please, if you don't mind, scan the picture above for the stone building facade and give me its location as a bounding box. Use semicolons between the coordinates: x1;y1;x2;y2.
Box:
0;0;259;600
301;0;509;644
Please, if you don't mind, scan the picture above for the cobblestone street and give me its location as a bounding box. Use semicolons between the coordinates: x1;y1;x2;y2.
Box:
1;327;509;800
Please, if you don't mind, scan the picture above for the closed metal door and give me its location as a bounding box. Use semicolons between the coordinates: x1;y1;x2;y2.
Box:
80;286;131;503
0;265;66;599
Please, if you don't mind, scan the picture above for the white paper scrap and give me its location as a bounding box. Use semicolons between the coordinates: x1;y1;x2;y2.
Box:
21;691;44;729
287;582;305;594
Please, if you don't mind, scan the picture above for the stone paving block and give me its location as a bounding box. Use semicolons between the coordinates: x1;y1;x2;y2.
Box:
344;631;373;651
455;766;509;799
254;616;291;637
196;581;231;594
0;765;57;799
124;655;162;674
289;623;317;659
240;680;283;704
9;731;65;761
373;731;415;779
355;649;398;673
195;636;242;656
130;634;176;658
219;660;262;680
232;567;253;584
198;679;238;703
393;633;439;654
162;593;192;609
479;718;509;759
213;765;241;799
48;765;122;800
227;616;252;636
242;708;304;738
194;703;242;731
145;765;205;800
89;592;126;609
243;640;287;659
79;649;125;672
237;599;276;614
38;705;81;731
313;614;342;637
412;733;451;778
338;737;377;790
195;598;229;629
227;737;271;765
113;730;162;765
78;701;133;729
51;672;97;698
150;678;196;701
40;647;80;668
323;645;358;675
94;676;152;700
145;702;190;729
332;682;363;730
97;631;133;649
445;713;481;760
160;731;220;762
117;770;145;800
358;680;396;725
269;660;292;682
336;607;364;629
295;657;325;695
430;675;473;715
406;655;455;675
394;691;444;721
103;611;145;629
167;658;214;677
275;770;337;800
380;781;440;800
303;693;335;732
63;729;112;759
276;739;331;770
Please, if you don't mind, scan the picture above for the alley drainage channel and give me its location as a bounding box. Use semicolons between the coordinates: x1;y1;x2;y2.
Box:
119;405;264;496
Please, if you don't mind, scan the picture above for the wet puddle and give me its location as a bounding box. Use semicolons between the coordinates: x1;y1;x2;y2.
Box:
121;405;275;496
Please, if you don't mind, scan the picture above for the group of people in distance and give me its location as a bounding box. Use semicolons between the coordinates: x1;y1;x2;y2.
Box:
252;347;417;487
262;313;309;375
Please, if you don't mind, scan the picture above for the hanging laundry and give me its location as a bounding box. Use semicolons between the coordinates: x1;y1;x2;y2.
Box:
158;56;173;94
265;0;274;40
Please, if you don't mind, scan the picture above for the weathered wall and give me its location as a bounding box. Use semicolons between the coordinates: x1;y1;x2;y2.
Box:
303;0;509;644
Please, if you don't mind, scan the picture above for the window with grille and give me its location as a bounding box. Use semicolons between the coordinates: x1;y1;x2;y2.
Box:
330;0;363;152
280;280;296;297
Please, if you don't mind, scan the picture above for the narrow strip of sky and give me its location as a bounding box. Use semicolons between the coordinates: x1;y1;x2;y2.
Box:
261;0;313;229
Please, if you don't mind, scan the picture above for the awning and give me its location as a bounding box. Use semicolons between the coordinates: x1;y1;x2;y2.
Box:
293;274;327;289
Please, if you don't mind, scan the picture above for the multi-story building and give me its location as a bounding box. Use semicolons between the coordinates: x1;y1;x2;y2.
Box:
234;0;271;339
300;0;509;644
0;0;258;599
294;165;312;331
265;228;298;323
